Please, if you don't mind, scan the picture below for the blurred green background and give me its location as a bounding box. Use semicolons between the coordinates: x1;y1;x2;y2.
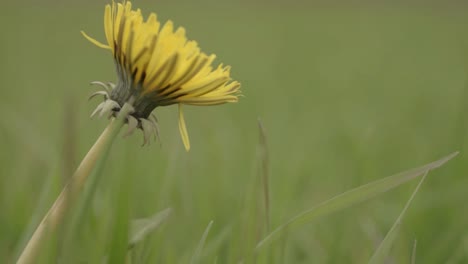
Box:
1;0;468;263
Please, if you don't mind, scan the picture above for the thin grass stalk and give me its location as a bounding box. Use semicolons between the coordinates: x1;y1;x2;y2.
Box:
411;239;417;264
62;95;78;182
12;166;60;260
17;102;134;264
257;119;270;233
368;171;428;264
254;152;457;253
190;221;214;264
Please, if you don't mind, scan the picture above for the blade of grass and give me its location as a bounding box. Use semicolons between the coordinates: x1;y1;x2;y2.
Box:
12;165;61;260
237;120;270;263
108;194;130;263
108;149;134;264
60;138;121;258
60;126;132;260
368;171;428;264
57;95;78;259
201;225;231;260
257;119;270;232
249;119;272;264
254;151;458;252
190;221;214;264
0;106;56;166
128;208;172;250
61;95;78;182
411;239;417;264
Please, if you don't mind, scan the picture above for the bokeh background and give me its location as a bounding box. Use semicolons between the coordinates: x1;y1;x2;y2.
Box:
1;0;468;263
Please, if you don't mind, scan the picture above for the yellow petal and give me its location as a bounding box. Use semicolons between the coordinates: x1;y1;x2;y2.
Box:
103;5;113;48
178;104;190;151
81;31;111;50
180;95;238;106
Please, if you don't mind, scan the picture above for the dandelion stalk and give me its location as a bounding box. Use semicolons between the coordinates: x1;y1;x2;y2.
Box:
18;1;240;262
17;102;134;264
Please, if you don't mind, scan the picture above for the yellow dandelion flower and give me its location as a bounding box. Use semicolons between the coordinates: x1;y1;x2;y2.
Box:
81;1;241;151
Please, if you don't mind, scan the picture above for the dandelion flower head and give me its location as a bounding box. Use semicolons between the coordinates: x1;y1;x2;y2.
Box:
82;1;241;150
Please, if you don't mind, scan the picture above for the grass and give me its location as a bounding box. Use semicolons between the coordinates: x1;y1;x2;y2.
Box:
1;1;468;263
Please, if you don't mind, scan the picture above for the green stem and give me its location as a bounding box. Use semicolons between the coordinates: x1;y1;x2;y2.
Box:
16;102;134;264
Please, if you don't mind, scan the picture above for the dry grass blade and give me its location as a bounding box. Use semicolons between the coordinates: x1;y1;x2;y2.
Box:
128;208;173;249
254;152;458;252
368;171;428;264
190;221;214;264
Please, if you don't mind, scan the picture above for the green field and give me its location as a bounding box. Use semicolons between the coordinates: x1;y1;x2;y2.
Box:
1;1;468;263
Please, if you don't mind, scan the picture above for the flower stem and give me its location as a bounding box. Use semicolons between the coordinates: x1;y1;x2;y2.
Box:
17;103;134;264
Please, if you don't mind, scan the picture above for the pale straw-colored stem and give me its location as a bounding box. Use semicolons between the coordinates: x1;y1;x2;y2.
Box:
17;102;134;264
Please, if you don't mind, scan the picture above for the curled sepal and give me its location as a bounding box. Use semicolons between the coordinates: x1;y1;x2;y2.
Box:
99;100;121;118
140;118;155;146
90;81;114;93
107;82;116;90
88;90;109;101
150;113;159;124
90;101;106;118
149;114;161;144
124;115;139;138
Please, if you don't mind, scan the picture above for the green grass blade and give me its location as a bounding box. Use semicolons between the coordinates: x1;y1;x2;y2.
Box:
368;171;428;264
0;106;57;165
61;143;118;250
411;239;417;264
108;166;132;264
12;165;60;260
257;119;270;232
61;125;131;259
200;225;231;260
128;208;172;250
190;221;214;264
255;152;458;252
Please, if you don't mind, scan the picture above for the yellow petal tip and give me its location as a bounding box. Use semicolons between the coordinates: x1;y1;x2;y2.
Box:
81;30;111;50
178;104;191;151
